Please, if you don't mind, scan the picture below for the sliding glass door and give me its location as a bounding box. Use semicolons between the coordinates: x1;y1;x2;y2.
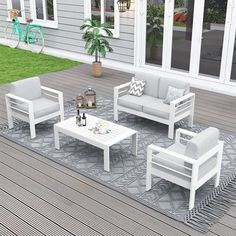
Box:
171;0;195;71
231;34;236;81
145;0;165;66
199;0;227;77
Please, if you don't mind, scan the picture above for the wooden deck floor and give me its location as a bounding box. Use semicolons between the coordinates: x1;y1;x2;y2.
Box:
1;64;236;236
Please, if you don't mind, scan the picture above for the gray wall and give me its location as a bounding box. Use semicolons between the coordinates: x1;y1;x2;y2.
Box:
0;0;135;64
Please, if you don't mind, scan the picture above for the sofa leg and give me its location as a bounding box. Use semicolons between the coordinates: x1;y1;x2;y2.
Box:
6;100;14;129
60;112;64;122
215;173;220;188
146;171;152;191
146;147;152;191
30;124;36;139
188;115;194;128
8;113;14;129
168;124;174;139
189;188;196;210
114;108;118;121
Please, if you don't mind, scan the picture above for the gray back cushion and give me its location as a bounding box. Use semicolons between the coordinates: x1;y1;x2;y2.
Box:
185;127;219;160
159;78;190;99
135;71;160;98
10;77;42;100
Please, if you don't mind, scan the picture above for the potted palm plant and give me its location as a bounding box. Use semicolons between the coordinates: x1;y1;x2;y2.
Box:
80;19;113;77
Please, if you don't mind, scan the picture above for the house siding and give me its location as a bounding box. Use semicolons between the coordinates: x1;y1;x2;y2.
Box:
0;0;135;64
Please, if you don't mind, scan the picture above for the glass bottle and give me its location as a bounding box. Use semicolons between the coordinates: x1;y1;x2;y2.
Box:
82;113;86;126
76;109;81;126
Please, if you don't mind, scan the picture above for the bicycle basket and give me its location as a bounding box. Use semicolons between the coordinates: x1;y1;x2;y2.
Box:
9;9;19;20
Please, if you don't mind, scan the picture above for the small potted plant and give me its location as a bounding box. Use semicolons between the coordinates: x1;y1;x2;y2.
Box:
80;19;113;77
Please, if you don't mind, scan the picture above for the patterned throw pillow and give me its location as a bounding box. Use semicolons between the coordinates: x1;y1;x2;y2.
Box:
163;86;185;104
128;78;146;97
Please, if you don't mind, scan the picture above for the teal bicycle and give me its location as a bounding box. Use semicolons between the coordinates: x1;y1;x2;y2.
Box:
5;9;44;53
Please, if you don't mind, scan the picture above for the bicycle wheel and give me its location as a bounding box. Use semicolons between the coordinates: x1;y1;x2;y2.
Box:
4;23;20;48
27;27;44;53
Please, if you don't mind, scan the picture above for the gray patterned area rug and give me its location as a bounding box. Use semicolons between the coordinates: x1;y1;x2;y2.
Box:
1;97;236;233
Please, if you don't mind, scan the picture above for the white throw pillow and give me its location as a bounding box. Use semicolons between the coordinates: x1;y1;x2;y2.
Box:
163;86;185;104
128;78;146;97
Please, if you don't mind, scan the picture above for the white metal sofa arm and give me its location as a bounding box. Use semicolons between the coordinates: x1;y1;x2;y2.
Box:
114;82;131;97
170;92;195;106
170;93;195;116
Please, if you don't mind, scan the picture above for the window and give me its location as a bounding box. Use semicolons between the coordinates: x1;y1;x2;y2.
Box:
30;0;58;28
230;34;236;81
199;0;227;77
7;0;25;21
145;0;165;66
171;0;195;72
139;0;235;84
84;0;120;38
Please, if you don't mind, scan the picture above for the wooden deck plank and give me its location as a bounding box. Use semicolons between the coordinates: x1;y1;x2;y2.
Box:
0;190;76;236
219;215;236;231
210;222;236;236
0;207;43;236
0;223;16;236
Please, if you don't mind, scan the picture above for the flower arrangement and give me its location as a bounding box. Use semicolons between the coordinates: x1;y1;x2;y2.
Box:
89;121;111;134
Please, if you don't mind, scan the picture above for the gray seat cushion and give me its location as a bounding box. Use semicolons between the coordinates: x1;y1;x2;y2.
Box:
118;94;157;112
10;77;42;100
185;127;219;159
14;97;60;118
135;72;160;98
143;98;170;119
159;78;190;99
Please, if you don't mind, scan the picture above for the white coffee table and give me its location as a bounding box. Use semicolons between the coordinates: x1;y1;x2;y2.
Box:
54;114;138;172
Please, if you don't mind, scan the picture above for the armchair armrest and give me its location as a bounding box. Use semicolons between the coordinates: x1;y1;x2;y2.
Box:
5;93;32;105
197;141;224;166
170;93;195;106
5;93;34;116
148;144;197;165
41;86;63;98
41;86;64;119
175;128;197;143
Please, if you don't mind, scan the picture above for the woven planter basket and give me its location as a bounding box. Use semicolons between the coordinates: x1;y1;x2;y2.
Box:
9;9;18;20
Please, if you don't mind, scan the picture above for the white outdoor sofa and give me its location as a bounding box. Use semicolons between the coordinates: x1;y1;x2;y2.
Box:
146;127;224;210
114;72;195;139
5;77;64;139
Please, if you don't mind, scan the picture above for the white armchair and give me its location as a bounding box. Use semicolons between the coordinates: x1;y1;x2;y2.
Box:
5;77;64;138
146;127;224;210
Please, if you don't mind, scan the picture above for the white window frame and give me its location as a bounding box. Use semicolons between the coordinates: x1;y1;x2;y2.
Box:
135;0;236;88
7;0;26;23
224;0;236;85
30;0;58;28
84;0;120;38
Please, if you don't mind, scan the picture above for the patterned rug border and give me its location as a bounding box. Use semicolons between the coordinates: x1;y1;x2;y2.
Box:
1;98;236;233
